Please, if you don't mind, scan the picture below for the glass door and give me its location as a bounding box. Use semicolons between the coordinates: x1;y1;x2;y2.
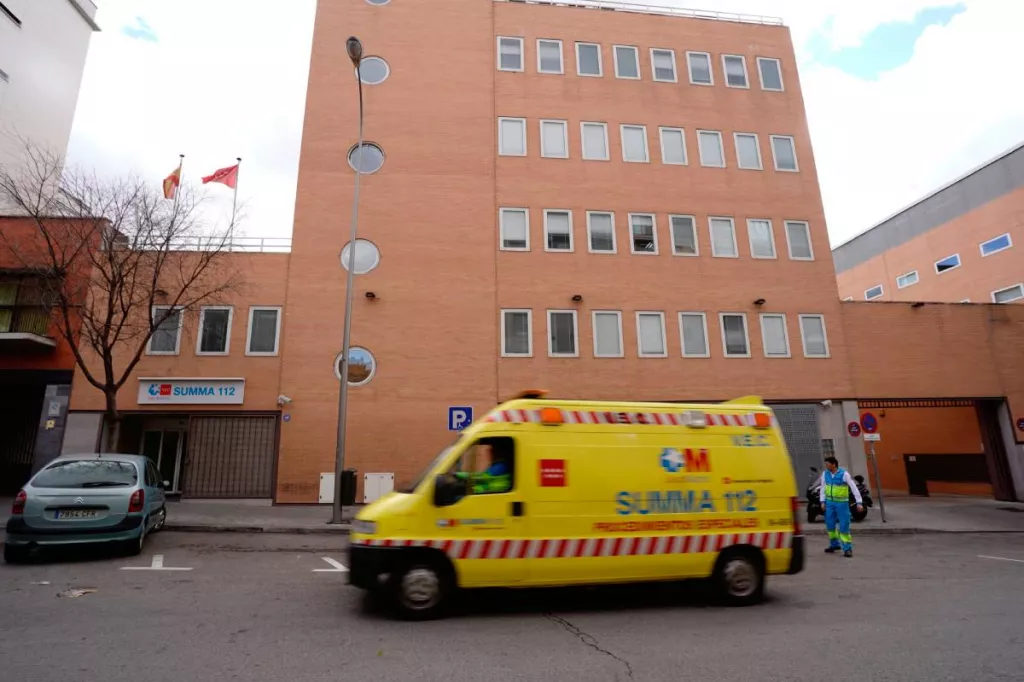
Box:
141;430;185;494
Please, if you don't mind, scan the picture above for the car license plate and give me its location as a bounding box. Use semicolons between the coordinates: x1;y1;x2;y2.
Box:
56;510;98;519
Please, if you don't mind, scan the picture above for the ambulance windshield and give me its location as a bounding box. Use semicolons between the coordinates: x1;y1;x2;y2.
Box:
404;441;458;493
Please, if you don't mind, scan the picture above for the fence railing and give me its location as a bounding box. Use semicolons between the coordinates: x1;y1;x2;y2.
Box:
156;237;293;253
492;0;784;26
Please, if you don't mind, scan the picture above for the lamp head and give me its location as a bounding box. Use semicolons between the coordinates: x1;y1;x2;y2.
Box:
346;36;363;66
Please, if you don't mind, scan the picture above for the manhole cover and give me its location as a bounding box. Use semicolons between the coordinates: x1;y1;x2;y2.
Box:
997;507;1024;513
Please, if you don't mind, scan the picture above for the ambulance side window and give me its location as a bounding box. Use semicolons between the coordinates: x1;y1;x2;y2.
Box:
445;437;516;497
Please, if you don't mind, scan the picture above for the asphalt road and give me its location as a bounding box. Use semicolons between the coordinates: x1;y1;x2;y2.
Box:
1;532;1023;682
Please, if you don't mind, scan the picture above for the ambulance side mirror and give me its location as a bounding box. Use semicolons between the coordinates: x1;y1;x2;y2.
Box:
433;475;460;507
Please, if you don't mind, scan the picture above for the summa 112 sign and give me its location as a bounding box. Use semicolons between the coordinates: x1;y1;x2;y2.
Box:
137;378;245;405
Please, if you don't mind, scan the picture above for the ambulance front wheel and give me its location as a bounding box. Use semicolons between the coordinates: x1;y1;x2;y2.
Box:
713;548;766;607
390;556;454;620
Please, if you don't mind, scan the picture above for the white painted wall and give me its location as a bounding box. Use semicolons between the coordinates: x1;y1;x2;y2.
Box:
0;0;98;174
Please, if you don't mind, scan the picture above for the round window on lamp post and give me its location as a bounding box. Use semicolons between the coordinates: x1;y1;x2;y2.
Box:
336;347;376;386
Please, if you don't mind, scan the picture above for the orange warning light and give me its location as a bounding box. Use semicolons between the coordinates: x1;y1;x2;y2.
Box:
753;412;772;429
539;408;564;425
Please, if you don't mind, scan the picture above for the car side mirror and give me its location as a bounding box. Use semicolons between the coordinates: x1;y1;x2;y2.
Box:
433;475;460;508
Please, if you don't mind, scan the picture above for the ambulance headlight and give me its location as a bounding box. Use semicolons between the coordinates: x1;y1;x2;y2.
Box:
352;520;377;535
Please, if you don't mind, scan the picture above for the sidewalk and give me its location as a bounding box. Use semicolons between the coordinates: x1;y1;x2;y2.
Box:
803;495;1024;535
161;499;356;534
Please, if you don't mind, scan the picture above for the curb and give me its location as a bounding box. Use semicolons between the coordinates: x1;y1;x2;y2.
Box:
164;524;351;535
805;527;1024;536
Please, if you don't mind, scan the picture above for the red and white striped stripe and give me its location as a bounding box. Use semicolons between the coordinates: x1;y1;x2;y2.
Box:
483;409;776;428
353;531;792;558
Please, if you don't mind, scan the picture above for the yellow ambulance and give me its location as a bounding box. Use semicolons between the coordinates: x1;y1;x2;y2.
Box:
348;391;804;618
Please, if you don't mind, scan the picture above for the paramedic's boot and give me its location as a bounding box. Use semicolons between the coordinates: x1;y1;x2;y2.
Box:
824;546;839;554
844;549;853;558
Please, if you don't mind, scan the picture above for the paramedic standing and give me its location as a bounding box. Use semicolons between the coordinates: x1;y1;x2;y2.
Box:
821;456;863;558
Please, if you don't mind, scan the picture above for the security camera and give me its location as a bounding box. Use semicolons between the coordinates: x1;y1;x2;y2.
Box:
277;395;293;406
820;399;832;408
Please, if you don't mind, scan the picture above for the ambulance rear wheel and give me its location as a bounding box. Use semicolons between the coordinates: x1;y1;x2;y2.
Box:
390;557;452;620
713;549;765;606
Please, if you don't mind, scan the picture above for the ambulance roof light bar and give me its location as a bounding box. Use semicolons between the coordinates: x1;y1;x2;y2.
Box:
511;389;548;400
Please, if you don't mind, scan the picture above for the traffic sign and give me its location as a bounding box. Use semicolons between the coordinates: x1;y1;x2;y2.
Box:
861;412;879;434
448;406;473;431
847;421;862;438
864;433;881;442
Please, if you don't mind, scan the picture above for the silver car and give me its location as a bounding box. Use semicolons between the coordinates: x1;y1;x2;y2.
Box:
4;454;167;563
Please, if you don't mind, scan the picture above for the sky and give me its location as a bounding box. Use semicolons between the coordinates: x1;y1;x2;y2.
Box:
65;0;1024;248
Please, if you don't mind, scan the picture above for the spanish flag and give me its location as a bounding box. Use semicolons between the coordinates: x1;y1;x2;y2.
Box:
163;166;181;200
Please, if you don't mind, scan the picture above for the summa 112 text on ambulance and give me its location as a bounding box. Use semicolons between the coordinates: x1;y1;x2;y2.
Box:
616;489;758;515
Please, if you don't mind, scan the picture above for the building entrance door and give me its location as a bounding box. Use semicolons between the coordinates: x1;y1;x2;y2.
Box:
141;429;186;494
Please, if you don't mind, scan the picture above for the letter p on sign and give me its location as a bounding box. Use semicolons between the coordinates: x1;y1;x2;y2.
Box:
448;406;473;432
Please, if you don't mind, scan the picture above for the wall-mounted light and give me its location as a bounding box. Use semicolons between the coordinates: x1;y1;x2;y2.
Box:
753;298;766;306
365;291;376;300
571;294;583;302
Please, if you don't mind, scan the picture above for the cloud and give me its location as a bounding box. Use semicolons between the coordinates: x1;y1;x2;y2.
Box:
121;16;159;43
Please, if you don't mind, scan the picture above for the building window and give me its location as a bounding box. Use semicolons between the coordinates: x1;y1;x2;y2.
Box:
980;233;1013;257
679;312;710;357
697;130;725;168
499;208;530;251
771;135;799;172
501;309;532;357
620;125;649;163
197;306;233;356
760;313;790;358
537;39;564;74
935;253;961;274
799;314;830;357
720;313;751;357
710;217;738;258
896;270;919;289
498;117;527;156
636;312;667;357
651;48;677;82
540;119;569;158
357;56;390;85
686;51;713;85
587;212;616;253
659;127;687;165
747;219;776;259
544;210;573;252
757;57;784;91
576;42;602;76
670;215;698;256
734;133;762;170
592;311;623;358
821;438;836;458
347;142;385;174
722;54;749;88
581;122;609;160
629;214;658;254
246;307;281;356
614;45;640;79
785;221;814;260
864;285;884;300
992;284;1024;304
547;310;578;357
337;347;377;386
148;306;182;355
498;37;524;72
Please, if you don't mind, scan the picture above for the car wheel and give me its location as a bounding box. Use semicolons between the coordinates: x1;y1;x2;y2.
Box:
3;543;29;564
713;548;765;607
389;557;453;620
126;522;146;557
154;506;167;532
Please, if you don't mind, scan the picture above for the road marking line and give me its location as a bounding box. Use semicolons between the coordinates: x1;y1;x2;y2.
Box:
313;557;349;573
120;554;193;571
978;555;1024;564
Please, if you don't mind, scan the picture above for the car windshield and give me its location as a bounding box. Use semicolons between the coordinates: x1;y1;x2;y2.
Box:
32;460;138;489
403;442;458;493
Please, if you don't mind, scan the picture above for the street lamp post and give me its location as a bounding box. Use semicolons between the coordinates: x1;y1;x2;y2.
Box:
331;36;365;525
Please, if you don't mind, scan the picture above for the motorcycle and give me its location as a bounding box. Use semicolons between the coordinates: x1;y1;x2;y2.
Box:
805;466;873;523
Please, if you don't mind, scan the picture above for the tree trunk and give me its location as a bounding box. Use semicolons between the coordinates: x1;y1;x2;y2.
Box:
102;390;120;452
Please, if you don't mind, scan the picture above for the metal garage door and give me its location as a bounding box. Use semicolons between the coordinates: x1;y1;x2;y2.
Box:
183;416;277;498
771;404;823;496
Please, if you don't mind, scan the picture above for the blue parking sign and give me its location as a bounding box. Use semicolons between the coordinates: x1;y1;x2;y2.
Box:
448;406;473;431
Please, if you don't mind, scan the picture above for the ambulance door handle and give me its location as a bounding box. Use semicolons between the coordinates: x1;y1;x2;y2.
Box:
511;501;524;517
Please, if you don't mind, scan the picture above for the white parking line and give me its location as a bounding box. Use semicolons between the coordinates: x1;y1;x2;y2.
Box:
120;554;193;571
978;555;1024;564
312;557;349;573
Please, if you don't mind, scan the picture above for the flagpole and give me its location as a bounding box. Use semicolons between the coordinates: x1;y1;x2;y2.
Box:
231;157;242;228
173;154;184;214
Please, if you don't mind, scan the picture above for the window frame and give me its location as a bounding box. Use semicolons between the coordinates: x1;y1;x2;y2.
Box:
580;121;610;161
613;44;641;80
497;116;527;157
686;50;714;85
770;135;799;172
245;306;282;357
896;270;919;289
539;119;569;159
658;127;688;165
722;54;750;89
759;313;791;358
992;284;1024;304
500;309;533;358
798;314;831;358
620;124;650;163
195;305;234;357
586;211;617;254
547;309;579;358
734;132;763;170
536;38;564;75
678;312;710;358
719;312;751;358
756;56;784;91
628;213;659;255
543;209;574;253
784;220;814;261
747;218;777;259
980;233;1013;257
864;285;884;301
669;214;699;257
497;36;525;73
575;42;603;77
499;207;530;252
709;216;738;258
635;311;668;358
591;310;624;358
650;48;678;83
147;305;184;356
934;253;962;274
697;130;726;168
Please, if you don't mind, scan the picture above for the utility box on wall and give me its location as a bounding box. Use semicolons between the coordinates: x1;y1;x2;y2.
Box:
363;472;394;504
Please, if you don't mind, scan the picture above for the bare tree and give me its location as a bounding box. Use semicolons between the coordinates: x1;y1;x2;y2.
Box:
0;142;244;449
